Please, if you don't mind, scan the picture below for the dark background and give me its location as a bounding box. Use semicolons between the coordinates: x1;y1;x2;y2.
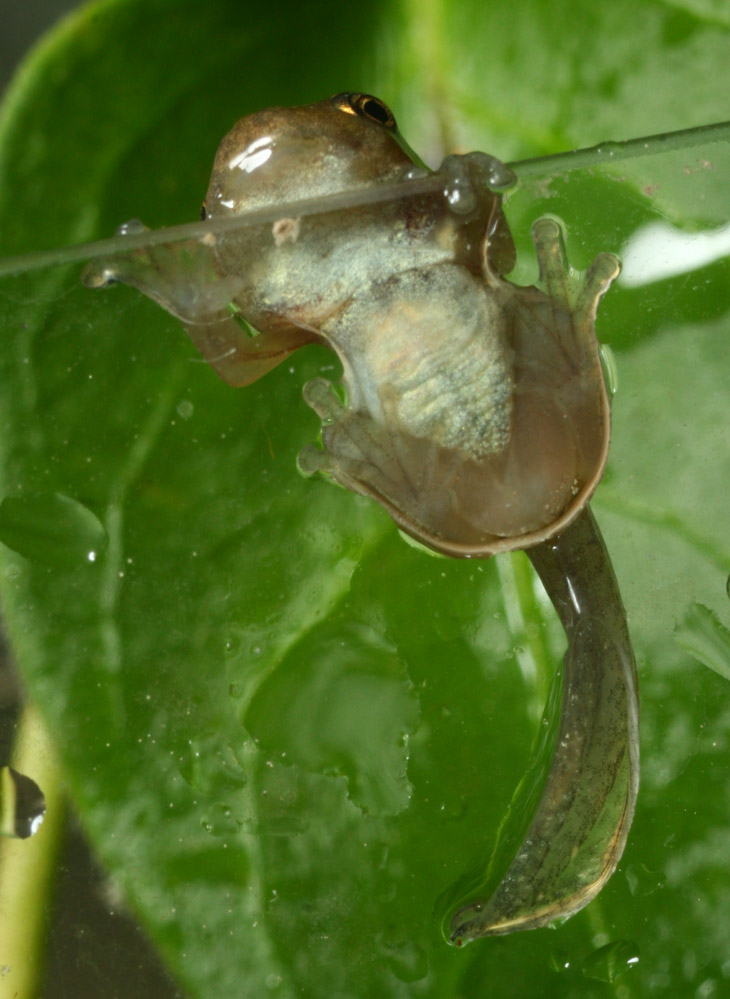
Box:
0;0;80;90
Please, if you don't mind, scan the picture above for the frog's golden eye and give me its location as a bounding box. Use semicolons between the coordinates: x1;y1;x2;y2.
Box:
332;92;397;131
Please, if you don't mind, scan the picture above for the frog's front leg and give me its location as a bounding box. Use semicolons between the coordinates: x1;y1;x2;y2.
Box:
82;222;246;324
82;223;317;386
529;217;620;364
495;219;621;532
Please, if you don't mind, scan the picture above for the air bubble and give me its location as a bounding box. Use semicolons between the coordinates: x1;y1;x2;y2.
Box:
444;178;478;214
201;802;241;837
115;218;148;237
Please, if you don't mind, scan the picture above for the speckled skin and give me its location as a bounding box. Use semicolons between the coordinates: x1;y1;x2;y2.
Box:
197;96;617;555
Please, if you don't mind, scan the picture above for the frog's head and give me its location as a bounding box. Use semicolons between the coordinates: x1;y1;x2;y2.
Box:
203;93;422;219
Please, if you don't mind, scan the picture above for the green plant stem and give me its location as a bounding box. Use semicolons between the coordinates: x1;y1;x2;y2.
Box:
0;703;65;999
0;119;727;281
510;119;730;179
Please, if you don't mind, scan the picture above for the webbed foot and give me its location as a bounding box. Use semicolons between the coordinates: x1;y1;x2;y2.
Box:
298;377;412;497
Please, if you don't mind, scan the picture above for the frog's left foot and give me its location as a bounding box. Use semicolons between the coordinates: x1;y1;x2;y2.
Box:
301;377;348;425
531;217;620;327
298;377;384;479
298;379;350;477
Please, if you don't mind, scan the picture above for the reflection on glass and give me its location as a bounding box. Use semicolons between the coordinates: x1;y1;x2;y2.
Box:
620;220;730;287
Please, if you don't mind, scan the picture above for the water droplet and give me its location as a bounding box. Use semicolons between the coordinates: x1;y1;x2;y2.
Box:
548;948;571;973
444;177;478;214
582;940;639;983
0;493;108;568
177;733;247;796
469;152;516;191
624;861;664;897
378;936;429;983
675;602;730;681
375;879;397;903
439;798;468;822
404;165;429;182
599;343;619;395
595;142;623;159
115;218;148;237
0;767;46;838
228;682;243;699
201;802;241;837
176;399;194;420
223;632;242;657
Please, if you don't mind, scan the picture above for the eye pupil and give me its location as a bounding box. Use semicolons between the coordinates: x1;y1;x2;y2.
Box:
332;92;396;130
200;204;207;220
361;98;390;125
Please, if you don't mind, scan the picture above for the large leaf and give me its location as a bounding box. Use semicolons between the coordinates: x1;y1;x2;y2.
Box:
0;0;729;995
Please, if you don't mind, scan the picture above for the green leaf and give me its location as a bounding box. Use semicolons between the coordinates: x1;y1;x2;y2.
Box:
0;1;729;996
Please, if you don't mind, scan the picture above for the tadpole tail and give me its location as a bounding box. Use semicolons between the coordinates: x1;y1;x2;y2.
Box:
451;506;639;942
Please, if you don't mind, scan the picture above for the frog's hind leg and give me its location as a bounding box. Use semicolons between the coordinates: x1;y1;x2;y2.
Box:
298;376;427;516
181;315;317;387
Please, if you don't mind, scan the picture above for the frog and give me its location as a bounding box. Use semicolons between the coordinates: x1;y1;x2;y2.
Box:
83;92;639;943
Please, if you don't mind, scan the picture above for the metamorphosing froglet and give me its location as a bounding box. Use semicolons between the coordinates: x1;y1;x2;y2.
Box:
84;93;639;943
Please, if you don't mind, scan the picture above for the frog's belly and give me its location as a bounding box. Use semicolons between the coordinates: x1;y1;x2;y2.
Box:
329;264;512;460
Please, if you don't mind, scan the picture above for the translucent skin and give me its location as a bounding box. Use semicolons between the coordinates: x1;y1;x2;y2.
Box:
450;507;639;940
86;94;616;556
83;93;638;940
